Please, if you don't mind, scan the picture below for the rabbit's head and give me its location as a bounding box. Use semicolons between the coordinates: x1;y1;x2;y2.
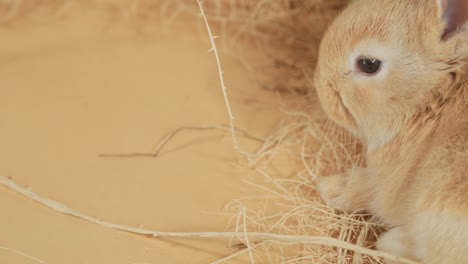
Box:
314;0;467;150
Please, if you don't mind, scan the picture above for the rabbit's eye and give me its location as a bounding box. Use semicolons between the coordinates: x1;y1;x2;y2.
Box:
356;57;381;75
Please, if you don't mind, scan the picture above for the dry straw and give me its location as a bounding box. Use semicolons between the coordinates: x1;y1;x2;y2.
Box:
0;0;417;264
0;176;416;264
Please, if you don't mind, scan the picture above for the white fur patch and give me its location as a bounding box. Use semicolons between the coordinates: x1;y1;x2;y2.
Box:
410;211;468;262
377;228;407;257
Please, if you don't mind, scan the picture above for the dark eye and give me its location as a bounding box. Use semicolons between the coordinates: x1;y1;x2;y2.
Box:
356;57;382;75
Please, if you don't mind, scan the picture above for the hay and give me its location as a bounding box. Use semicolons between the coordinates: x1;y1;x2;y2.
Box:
0;176;415;264
0;1;411;264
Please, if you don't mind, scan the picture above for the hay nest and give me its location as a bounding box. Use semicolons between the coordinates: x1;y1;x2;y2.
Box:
176;1;387;262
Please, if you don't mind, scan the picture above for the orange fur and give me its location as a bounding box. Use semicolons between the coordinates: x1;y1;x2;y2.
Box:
313;0;467;262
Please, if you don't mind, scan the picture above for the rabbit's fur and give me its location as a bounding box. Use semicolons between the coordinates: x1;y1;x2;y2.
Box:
314;0;467;263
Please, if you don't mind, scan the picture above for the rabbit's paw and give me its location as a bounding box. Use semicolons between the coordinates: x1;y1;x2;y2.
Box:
377;228;416;264
315;175;351;212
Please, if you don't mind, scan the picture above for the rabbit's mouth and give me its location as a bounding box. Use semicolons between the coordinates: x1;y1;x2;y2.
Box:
334;90;357;131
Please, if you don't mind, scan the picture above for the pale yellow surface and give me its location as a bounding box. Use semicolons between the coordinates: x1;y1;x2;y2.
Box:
0;9;281;264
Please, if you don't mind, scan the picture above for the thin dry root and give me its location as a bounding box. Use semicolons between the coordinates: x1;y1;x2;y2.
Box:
197;0;242;152
0;245;49;264
98;124;265;158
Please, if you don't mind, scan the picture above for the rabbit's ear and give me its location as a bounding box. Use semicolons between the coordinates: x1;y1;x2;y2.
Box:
438;0;468;40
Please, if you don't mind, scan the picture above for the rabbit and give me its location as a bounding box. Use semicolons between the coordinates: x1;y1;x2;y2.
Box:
313;0;467;263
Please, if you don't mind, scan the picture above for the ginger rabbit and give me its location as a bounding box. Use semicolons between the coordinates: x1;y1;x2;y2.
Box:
313;0;467;263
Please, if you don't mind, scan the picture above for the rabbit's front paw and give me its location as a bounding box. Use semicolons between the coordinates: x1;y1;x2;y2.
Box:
377;228;416;264
315;175;351;212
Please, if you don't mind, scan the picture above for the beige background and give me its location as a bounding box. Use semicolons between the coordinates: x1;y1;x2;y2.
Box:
0;8;283;264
